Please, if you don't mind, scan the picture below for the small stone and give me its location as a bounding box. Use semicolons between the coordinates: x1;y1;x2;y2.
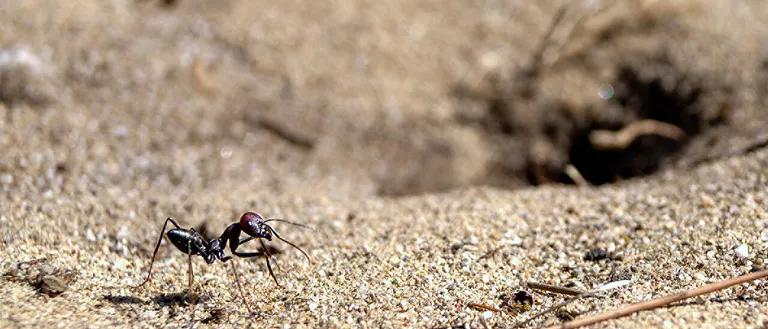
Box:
39;275;68;297
735;244;749;259
0;47;54;105
699;193;714;207
308;302;318;311
482;310;494;319
85;229;97;242
116;226;130;239
503;231;523;246
584;248;608;261
113;259;126;270
0;174;12;185
482;274;491;283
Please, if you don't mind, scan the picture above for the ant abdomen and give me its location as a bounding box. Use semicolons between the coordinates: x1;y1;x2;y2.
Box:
167;229;207;255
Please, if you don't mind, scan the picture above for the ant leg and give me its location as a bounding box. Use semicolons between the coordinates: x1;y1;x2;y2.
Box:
187;239;197;325
258;238;280;287
133;217;181;288
236;236;286;271
187;239;196;300
227;232;277;286
235;236;284;270
232;240;279;287
267;226;311;262
238;236;254;245
228;261;253;314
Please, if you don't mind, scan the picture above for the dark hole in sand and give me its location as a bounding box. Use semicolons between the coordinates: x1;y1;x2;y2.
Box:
565;63;716;185
445;54;734;192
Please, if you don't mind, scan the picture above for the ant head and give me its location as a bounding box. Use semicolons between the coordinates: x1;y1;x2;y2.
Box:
239;212;272;240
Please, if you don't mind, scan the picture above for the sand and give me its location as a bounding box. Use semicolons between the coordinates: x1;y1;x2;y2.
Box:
1;1;767;328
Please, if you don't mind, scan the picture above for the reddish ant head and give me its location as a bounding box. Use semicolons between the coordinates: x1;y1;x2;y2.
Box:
239;212;272;240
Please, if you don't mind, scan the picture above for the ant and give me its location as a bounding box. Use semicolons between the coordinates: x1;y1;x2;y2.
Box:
132;212;310;310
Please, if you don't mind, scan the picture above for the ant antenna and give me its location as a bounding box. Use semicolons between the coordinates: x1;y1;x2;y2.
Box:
264;218;314;230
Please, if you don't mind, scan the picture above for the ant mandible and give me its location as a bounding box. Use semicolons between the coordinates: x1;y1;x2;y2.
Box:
132;212;311;302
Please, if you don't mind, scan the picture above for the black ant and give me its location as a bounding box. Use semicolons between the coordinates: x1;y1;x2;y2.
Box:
132;212;310;310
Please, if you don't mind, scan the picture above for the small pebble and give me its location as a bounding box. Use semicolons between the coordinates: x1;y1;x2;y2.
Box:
113;259;126;270
584;248;608;261
0;174;13;185
482;310;493;319
468;236;479;245
40;275;68;297
116;226;130;239
85;229;97;242
735;244;749;259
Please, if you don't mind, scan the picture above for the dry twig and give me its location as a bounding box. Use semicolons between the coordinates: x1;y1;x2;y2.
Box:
468;302;502;313
527;282;585;297
516;280;631;328
589;119;685;151
544;269;768;329
563;165;589;187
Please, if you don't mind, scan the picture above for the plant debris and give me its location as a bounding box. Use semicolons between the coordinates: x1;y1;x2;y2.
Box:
4;258;77;297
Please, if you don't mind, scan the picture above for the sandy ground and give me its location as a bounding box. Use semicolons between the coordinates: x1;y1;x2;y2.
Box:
1;1;768;328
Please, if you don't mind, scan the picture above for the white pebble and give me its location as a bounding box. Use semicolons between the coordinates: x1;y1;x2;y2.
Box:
468;236;479;245
113;259;126;270
85;229;97;242
116;226;130;239
735;244;749;259
0;174;12;185
482;274;490;283
308;302;318;311
482;311;494;319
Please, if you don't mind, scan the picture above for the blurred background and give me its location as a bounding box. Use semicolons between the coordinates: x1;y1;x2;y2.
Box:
1;0;767;200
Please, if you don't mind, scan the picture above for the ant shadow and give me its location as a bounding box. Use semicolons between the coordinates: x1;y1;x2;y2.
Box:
151;291;208;307
102;291;208;308
103;294;144;305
